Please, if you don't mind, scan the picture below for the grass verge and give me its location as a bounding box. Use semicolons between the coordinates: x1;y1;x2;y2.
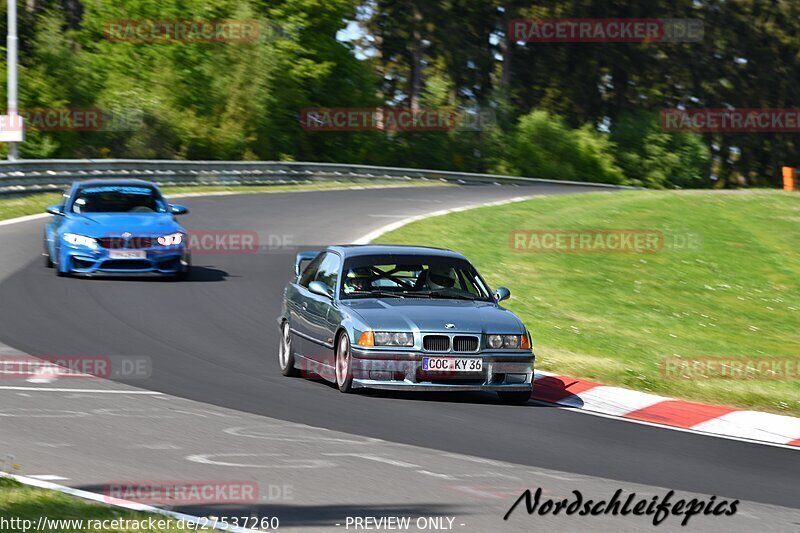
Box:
0;180;446;222
0;477;207;532
377;190;800;415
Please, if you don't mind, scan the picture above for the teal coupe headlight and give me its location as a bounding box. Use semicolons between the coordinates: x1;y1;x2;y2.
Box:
502;335;520;349
63;233;98;249
374;331;414;347
487;334;524;349
487;334;504;349
157;232;184;246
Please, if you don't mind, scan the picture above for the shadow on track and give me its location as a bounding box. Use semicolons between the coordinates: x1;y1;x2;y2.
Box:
65;487;470;529
65;265;229;283
294;374;573;408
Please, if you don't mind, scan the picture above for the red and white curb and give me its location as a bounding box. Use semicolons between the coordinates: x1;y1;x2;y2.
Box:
532;370;800;449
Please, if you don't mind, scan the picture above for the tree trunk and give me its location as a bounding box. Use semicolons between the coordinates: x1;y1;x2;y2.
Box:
409;3;423;110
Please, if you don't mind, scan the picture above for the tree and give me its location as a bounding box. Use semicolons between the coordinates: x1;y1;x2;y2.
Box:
497;110;626;184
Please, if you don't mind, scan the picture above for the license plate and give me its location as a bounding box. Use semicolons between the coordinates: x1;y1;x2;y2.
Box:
422;357;483;372
109;250;146;259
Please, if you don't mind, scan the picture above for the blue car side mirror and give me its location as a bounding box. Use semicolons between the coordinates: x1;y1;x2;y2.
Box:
169;204;189;215
46;205;65;216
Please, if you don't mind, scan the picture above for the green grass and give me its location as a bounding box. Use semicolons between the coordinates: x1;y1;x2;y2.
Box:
0;180;446;222
377;190;800;415
0;477;205;532
0;192;63;221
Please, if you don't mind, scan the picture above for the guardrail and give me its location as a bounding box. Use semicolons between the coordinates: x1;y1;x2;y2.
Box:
0;159;638;195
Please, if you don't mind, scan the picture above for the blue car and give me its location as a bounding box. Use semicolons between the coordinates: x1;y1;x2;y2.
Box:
43;179;191;279
278;245;535;403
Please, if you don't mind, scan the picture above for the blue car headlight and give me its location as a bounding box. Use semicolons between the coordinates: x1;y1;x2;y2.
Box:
374;331;414;347
63;233;98;249
157;232;184;246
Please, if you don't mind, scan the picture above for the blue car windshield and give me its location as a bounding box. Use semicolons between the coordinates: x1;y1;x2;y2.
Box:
340;254;492;301
70;185;167;213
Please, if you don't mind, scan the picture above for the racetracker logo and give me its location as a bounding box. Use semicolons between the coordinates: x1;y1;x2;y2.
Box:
186;230;261;255
103;481;259;505
104;20;259;43
661;108;800;133
509;19;703;43
299;107;495;132
294;357;466;381
509;230;664;254
0;108;142;132
0;356;151;380
662;357;800;381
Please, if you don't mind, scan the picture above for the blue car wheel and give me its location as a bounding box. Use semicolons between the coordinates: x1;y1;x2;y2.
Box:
171;253;192;281
54;243;69;277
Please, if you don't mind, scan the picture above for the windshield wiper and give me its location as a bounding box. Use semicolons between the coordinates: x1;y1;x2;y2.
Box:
347;290;406;299
415;290;477;301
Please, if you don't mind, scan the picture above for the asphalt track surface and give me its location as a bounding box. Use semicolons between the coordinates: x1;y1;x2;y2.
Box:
0;185;798;525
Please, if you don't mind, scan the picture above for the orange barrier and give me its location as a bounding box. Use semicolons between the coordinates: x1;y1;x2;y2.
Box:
782;166;796;191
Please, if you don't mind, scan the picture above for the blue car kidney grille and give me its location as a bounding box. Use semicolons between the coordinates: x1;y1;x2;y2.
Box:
98;237;155;249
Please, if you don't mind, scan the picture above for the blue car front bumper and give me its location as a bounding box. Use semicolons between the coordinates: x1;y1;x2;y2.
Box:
59;244;189;275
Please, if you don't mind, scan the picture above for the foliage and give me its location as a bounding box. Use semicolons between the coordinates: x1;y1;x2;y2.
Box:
498;110;626;185
610;113;711;189
0;0;795;188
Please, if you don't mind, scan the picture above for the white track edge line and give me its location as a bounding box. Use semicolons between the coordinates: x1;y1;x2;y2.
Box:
0;386;163;394
352;195;539;244
0;213;48;227
168;182;445;199
0;183;448;228
0;472;258;533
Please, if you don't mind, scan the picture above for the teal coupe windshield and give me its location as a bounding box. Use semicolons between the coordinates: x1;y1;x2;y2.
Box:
340;254;492;301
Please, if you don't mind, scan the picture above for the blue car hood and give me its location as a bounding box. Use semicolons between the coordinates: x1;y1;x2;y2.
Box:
60;213;183;237
343;299;525;334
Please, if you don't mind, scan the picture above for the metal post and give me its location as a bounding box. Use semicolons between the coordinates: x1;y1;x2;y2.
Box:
7;0;19;160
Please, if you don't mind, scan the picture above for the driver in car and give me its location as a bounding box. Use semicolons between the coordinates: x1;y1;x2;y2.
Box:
343;267;374;293
426;266;457;290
